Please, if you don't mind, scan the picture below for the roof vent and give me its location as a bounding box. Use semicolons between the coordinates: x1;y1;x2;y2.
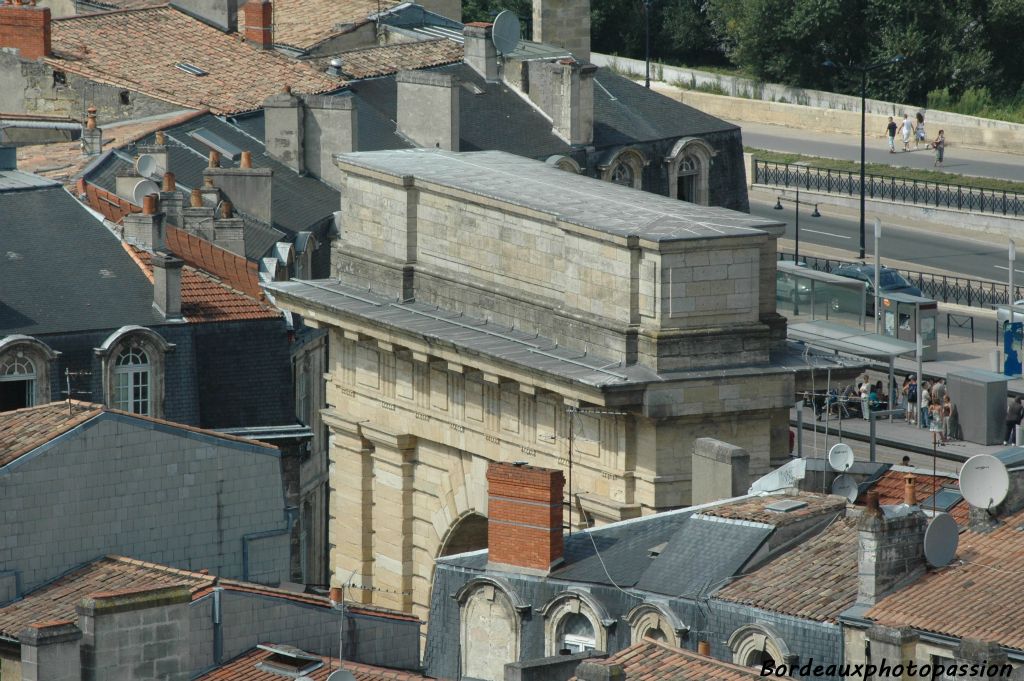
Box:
765;499;808;513
188;127;242;161
327;57;344;77
175;62;208;76
255;644;323;677
647;541;667;557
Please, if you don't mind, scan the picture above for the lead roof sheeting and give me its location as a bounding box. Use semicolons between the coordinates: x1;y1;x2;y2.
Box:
0;170;61;191
337;148;780;243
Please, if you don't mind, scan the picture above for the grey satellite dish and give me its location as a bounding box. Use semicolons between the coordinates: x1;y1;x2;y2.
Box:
960;454;1010;510
831;474;858;503
923;512;959;567
828;443;855;472
327;670;357;681
492;10;520;55
135;153;159;178
131;179;161;205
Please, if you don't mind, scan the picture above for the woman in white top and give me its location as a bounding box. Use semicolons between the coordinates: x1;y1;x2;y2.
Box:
901;114;913;151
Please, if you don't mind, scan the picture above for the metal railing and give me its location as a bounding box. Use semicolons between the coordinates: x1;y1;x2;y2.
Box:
778;252;1018;309
756;160;1024;217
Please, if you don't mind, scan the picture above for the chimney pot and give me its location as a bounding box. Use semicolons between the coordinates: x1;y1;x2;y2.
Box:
904;474;917;506
697;641;711;656
220;200;233;218
208;150;220;168
190;188;203;207
329;586;343;604
239;150;252;168
283;84;291;94
155;130;166;145
85;105;97;129
142;193;158;215
162;171;176;192
865;490;881;515
203;176;214;188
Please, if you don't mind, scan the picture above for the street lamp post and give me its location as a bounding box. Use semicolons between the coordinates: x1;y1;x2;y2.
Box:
774;188;821;264
823;55;905;259
644;0;651;88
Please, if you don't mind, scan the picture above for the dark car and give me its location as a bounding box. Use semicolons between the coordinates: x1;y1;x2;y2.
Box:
832;264;922;314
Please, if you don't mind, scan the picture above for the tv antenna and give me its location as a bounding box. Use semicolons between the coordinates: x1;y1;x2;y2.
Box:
830;474;858;503
960;454;1010;511
61;368;92;415
327;583;357;681
923;512;959;567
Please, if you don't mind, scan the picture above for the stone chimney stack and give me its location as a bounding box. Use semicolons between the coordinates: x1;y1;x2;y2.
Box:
486;462;565;571
122;193;166;251
169;0;239;32
0;0;51;60
242;0;273;48
203;150;273;225
81;105;103;156
159;171;184;227
152;251;184;319
527;58;595;146
264;86;304;173
396;71;459;151
463;23;498;82
856;491;928;606
532;0;589;61
303;94;357;188
212;199;245;256
19;620;81;681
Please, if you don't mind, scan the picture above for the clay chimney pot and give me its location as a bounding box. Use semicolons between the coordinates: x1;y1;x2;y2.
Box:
865;490;881;515
697;641;711;656
208;150;220;168
904;474;917;506
239;150;252;168
85;106;97;130
162;171;176;192
329;586;343;604
220;200;233;218
190;188;203;207
155;130;166;145
142;193;158;215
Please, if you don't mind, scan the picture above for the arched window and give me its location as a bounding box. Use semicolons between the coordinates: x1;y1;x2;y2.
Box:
545;155;582;174
0;355;36;411
625;602;686;647
542;591;613;656
728;624;791;670
610;162;635;187
0;335;58;412
665;137;715;205
114;347;151;415
599;148;646;190
456;578;526;681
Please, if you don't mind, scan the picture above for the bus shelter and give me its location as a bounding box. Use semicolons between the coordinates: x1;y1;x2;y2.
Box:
777;261;866;328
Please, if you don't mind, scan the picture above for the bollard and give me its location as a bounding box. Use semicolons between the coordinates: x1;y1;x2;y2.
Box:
1017;425;1023;447
992;348;1002;373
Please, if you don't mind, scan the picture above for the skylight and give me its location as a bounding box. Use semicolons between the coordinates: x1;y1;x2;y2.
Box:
175;62;208;77
187;128;243;161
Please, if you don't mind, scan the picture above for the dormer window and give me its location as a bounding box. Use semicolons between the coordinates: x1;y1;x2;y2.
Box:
0;336;59;412
96;326;173;419
113;346;150;415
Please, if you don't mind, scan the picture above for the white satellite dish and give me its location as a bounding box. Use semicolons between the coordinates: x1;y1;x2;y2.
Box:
492;10;521;55
135;153;159;178
326;670;357;681
923;512;959;567
960;454;1010;510
828;443;855;472
831;474;858;503
131;179;161;205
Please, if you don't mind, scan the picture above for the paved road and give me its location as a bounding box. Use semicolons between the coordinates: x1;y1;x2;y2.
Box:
738;121;1024;183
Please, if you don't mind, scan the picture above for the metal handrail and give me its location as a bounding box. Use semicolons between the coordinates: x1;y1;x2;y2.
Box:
755;160;1024;217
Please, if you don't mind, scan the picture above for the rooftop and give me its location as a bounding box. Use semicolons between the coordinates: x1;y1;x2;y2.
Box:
715;516;859;623
865;507;1024;649
46;7;341;114
336;149;780;244
860;468;968;525
271;0;401;50
196;645;429;681
698;493;847;527
313;38;464;79
0;401;277;470
570;639;761;681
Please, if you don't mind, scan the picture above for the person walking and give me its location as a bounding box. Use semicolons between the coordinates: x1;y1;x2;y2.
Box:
943;394;959;442
886;116;898;153
914;112;926;149
919;380;931;429
901;113;913;151
905;375;918;424
1005;396;1023;445
933;129;946;167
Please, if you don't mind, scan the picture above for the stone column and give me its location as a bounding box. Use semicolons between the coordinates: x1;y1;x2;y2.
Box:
364;425;416;613
19;620;81;681
324;411;374;604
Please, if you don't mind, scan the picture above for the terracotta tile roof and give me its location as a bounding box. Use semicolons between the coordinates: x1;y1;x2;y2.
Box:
570;640;761;681
46;7;341;114
126;244;279;322
0;402;102;468
716;517;859;622
699;493;847;527
866;507;1024;649
861;469;968;526
271;0;400;50
0;400;278;469
0;555;215;641
196;646;429;680
314;39;464;79
15;110;206;187
81;179;140;222
165;226;264;300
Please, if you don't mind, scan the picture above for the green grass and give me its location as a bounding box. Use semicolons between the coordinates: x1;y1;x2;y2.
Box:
746;147;1024;194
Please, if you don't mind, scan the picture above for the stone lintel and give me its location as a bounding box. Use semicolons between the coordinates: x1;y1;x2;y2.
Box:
360;422;416;453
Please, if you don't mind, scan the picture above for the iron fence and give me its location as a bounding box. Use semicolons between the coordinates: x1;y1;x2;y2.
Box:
778;252;1018;309
755;160;1024;217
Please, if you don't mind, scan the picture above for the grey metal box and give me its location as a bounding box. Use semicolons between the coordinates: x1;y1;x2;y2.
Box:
948;368;1007;445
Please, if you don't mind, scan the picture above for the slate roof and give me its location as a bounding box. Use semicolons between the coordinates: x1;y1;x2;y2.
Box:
715;517;859;623
0;555;215;642
83;112;340;252
196;646;428;681
313;39;464;79
865;507;1024;649
46;7;341;114
126;245;279;322
335;149;781;243
570;639;761;681
0;401;278;469
0;183;161;335
861;469;968;526
271;0;401;50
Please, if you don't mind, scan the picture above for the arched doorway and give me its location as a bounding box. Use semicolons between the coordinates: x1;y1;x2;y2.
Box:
438;511;488;557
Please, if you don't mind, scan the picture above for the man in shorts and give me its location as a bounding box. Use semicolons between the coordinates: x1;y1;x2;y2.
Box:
886;117;897;153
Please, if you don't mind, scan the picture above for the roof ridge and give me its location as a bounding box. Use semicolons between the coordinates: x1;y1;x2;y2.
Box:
51;4;171;21
102;407;279;450
105;555;217;583
122;241;156;284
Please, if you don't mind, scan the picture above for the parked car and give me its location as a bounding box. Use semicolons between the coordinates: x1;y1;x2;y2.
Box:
831;264;922;315
997;300;1024;324
777;263;813;303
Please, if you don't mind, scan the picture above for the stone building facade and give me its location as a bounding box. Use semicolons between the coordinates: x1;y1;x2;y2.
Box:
266;149;795;621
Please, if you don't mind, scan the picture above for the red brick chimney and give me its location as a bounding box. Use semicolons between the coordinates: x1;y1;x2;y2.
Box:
0;0;50;60
486;462;565;571
243;0;273;49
